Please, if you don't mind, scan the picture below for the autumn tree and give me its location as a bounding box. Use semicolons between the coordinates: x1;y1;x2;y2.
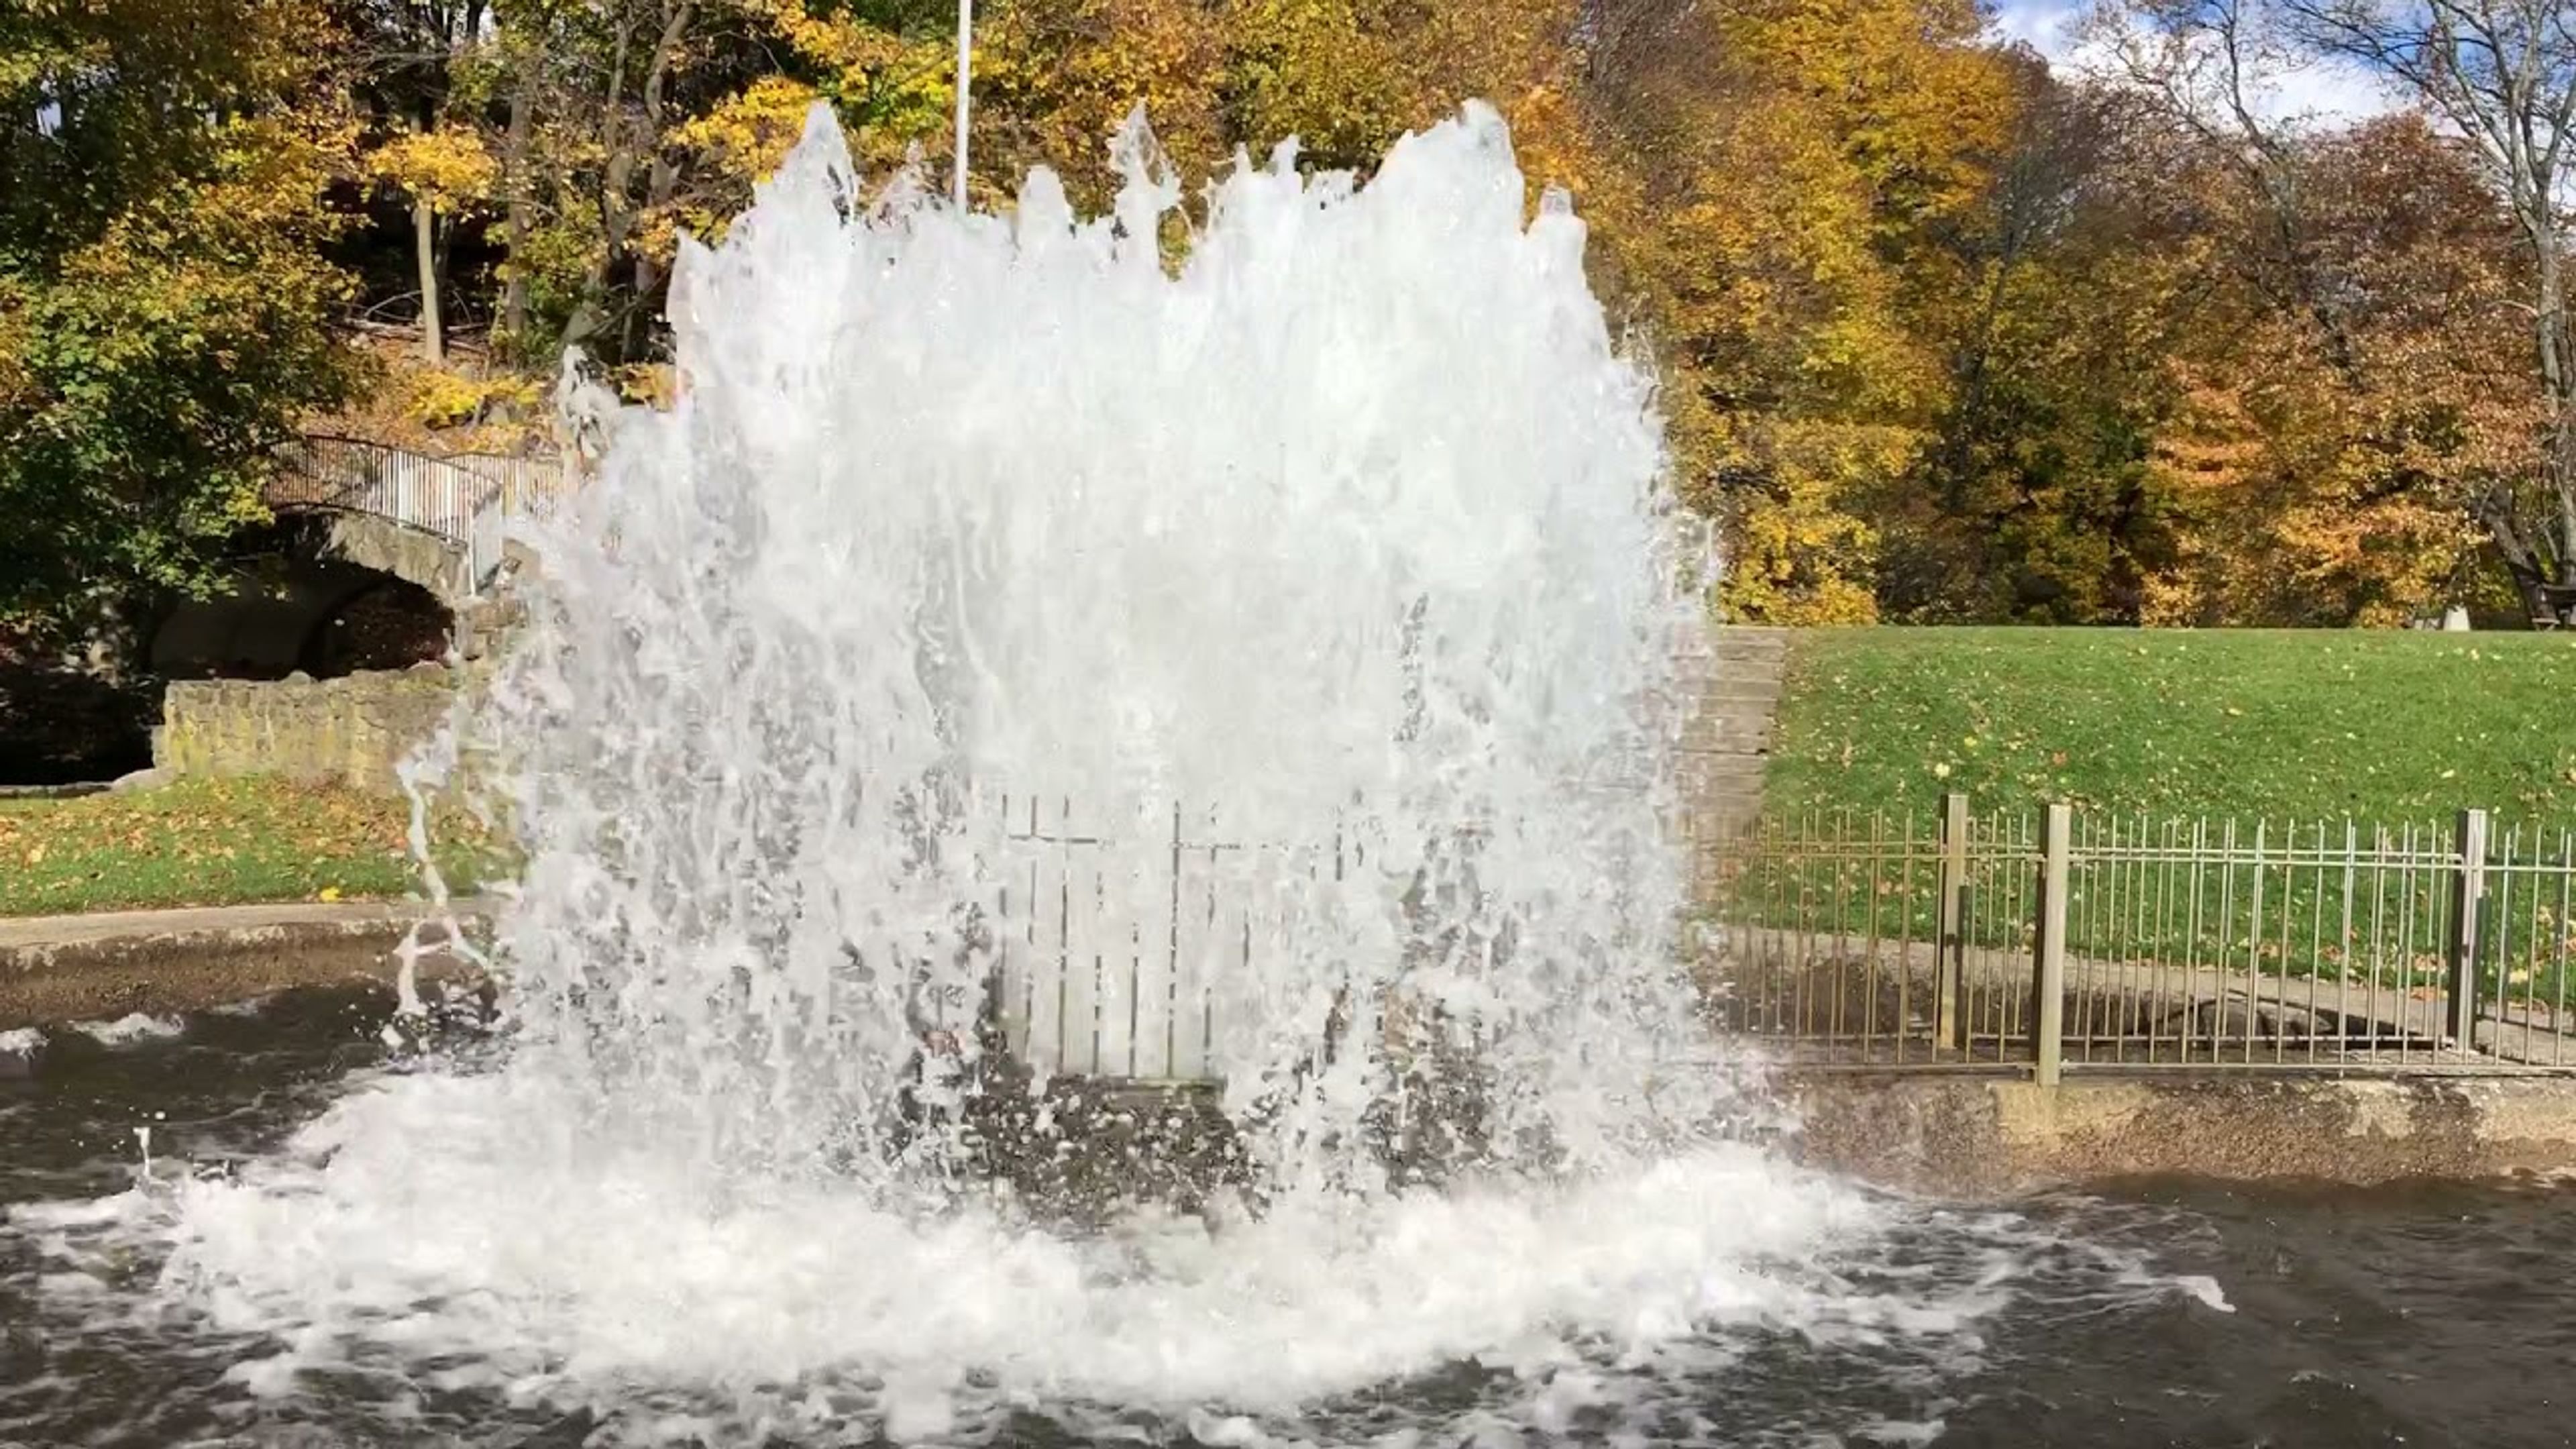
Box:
342;0;503;362
1;0;359;630
2092;0;2542;623
460;0;959;366
2144;117;2524;624
1582;0;2020;623
1875;66;2167;621
2304;0;2576;619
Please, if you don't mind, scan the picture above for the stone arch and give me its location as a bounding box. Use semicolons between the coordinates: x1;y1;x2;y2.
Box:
148;553;453;682
301;573;453;675
304;510;475;604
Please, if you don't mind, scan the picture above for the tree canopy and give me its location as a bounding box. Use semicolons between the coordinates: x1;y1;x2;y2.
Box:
2;0;358;627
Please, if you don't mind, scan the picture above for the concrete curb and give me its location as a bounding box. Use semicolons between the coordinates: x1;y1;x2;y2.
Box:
1781;1071;2576;1196
0;898;498;1029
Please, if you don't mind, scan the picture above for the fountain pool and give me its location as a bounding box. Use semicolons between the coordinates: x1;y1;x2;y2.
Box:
13;991;2575;1446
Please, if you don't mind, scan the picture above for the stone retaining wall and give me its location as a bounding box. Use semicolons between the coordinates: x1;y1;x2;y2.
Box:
154;665;458;792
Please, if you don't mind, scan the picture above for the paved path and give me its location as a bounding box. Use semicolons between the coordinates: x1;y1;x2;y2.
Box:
1680;626;1790;896
0;897;499;1028
0;898;494;951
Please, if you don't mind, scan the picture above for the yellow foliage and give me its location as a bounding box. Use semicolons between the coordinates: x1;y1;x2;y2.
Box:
738;0;953;171
1218;0;1411;169
405;368;540;430
636;5;952;264
313;345;545;455
1586;0;2015;619
369;127;500;214
977;0;1228;201
747;0;922;76
615;363;680;409
1717;422;1915;624
668;75;824;191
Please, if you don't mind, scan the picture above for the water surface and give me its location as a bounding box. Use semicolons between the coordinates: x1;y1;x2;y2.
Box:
7;989;2570;1448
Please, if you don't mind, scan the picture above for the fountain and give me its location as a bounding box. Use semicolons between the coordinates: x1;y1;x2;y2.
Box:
415;98;1735;1198
0;102;2108;1446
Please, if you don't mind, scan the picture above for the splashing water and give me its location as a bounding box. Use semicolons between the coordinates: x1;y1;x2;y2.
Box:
3;103;2104;1444
441;99;1726;1199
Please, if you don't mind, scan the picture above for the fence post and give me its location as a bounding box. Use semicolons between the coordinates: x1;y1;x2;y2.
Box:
2447;807;2489;1050
2032;802;2072;1086
1934;792;1969;1052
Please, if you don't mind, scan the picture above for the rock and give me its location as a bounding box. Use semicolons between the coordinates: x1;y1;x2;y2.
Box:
108;766;170;794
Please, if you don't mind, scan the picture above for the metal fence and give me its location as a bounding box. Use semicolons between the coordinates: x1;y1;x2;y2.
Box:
1701;796;2576;1075
270;436;565;590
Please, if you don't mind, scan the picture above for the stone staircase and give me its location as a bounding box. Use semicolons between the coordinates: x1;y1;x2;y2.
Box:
1674;626;1790;901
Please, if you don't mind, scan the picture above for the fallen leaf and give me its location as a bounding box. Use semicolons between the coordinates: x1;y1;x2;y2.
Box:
317;885;342;902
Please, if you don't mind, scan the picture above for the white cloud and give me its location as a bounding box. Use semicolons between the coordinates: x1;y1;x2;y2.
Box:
1990;0;2085;58
2259;54;2408;121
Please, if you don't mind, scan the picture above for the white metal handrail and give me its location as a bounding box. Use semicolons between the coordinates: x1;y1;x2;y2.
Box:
270;436;566;590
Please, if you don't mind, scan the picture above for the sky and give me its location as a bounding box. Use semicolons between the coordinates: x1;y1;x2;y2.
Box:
1987;0;2411;123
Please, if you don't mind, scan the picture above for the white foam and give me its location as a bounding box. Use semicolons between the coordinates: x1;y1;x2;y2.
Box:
0;1026;43;1055
115;1069;1961;1438
1856;1417;1947;1446
72;1013;184;1045
2171;1273;2234;1313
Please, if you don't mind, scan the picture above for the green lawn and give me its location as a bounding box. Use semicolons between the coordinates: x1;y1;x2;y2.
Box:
1764;628;2576;828
1732;629;2576;1001
0;776;508;916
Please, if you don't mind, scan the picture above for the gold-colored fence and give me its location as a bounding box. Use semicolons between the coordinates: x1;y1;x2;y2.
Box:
1701;798;2576;1075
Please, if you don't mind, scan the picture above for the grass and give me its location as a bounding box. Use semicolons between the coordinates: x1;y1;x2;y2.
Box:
1728;629;2576;1005
0;775;510;917
1764;627;2576;828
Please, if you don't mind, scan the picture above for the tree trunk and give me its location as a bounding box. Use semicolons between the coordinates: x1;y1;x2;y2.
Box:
2477;493;2555;621
502;67;534;350
414;196;445;364
2534;240;2576;590
629;151;680;358
590;14;640;360
623;0;694;360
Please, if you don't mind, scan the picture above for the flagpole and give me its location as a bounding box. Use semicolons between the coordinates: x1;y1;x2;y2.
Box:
953;0;973;208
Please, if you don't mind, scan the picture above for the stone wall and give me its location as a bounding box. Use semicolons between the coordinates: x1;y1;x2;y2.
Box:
154;664;458;792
